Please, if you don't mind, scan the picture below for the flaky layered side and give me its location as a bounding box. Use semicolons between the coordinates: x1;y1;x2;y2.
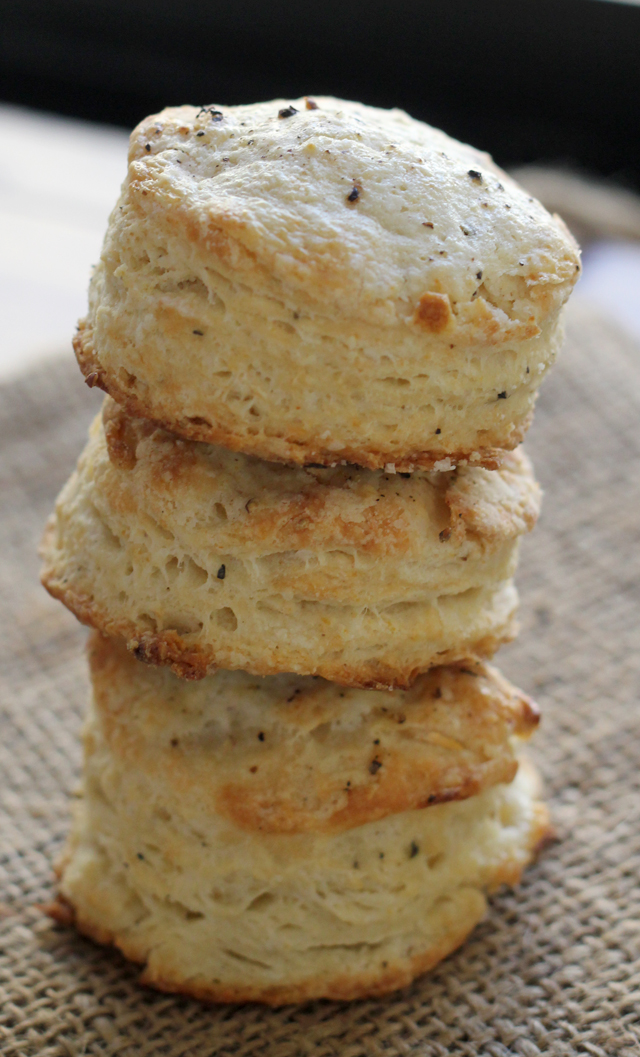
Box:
49;637;549;1004
76;97;580;469
40;400;541;686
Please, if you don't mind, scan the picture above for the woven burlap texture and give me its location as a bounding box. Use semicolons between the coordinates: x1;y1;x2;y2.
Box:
1;297;639;1056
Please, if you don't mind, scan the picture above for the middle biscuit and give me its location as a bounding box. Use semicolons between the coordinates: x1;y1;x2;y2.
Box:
41;398;540;688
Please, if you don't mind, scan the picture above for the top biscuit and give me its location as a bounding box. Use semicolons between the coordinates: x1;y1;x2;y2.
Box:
76;96;580;470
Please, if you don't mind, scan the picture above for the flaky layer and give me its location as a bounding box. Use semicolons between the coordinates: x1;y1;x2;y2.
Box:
87;632;539;834
40;401;539;685
52;700;549;1005
77;97;580;468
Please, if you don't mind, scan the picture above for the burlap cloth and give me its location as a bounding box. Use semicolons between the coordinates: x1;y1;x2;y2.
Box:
1;297;639;1056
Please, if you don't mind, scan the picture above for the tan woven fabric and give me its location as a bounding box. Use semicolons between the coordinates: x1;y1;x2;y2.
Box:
1;297;640;1055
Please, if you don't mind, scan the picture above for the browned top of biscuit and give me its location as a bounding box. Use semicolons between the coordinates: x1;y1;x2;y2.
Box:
100;398;540;559
89;632;539;835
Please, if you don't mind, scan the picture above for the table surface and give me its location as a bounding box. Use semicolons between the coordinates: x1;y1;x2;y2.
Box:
1;102;639;383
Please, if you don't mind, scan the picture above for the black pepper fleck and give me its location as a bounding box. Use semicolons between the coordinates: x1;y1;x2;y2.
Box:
170;738;179;747
196;131;205;137
137;852;145;860
346;185;360;204
476;270;483;280
439;528;451;542
435;428;442;434
409;841;419;858
369;757;383;775
258;732;265;741
197;107;223;121
278;106;298;119
498;391;507;399
192;329;204;336
217;564;226;580
145;143;151;152
467;169;482;182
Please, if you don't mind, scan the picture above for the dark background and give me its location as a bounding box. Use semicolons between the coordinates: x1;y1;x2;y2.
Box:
1;0;639;187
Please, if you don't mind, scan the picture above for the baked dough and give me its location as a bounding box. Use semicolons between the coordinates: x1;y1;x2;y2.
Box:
75;96;580;470
80;633;541;834
40;400;540;686
49;634;549;1004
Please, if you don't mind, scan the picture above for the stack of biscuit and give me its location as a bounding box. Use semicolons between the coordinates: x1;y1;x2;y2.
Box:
41;97;580;1004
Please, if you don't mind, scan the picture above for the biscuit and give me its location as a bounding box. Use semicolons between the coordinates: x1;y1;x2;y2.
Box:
83;633;541;832
75;96;580;470
40;400;541;686
49;634;549;1004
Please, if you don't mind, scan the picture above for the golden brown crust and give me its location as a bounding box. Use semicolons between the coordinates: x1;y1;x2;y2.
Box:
216;765;516;836
94;398;537;558
87;633;539;835
101;395;155;470
74;324;513;472
130;626;513;688
210;679;537;834
40;896;76;927
414;292;454;333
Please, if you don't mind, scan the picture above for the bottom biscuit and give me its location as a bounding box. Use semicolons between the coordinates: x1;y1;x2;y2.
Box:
50;761;549;1005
